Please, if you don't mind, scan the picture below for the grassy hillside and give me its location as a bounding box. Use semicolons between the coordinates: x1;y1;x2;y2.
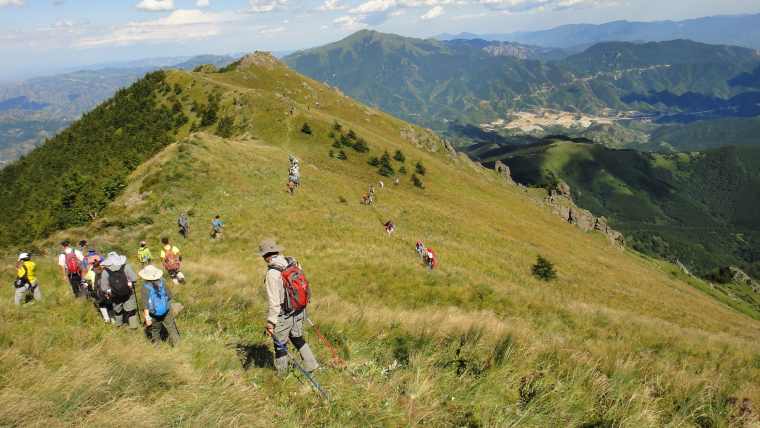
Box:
2;55;760;426
466;138;760;279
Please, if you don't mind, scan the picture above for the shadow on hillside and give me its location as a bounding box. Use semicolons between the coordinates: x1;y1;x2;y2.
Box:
234;343;274;369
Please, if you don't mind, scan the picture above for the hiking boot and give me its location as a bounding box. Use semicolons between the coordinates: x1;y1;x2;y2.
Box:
274;356;289;376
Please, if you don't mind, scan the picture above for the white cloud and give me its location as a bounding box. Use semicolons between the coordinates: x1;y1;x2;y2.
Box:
247;0;287;13
350;0;396;14
196;0;210;7
420;5;443;19
136;0;175;12
77;9;237;47
258;26;286;36
317;0;347;11
477;0;614;12
334;15;367;30
0;0;24;6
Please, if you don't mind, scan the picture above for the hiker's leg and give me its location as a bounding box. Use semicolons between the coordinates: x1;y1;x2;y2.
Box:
164;313;180;346
112;301;125;326
290;312;319;372
99;305;111;323
14;285;27;305
148;318;162;343
272;315;294;375
123;294;139;329
31;282;42;301
68;276;79;296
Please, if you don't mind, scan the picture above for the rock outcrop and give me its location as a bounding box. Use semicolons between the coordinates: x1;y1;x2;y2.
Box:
544;180;625;248
494;161;514;184
728;266;760;293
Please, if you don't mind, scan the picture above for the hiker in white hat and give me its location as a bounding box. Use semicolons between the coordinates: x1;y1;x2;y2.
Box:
14;252;41;305
259;238;319;375
98;251;139;329
139;265;180;345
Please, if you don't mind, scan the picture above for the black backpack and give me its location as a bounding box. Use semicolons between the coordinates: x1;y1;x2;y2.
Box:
108;266;131;303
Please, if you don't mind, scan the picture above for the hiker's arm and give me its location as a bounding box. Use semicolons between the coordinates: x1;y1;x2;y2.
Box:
265;270;282;327
140;286;152;325
124;265;138;287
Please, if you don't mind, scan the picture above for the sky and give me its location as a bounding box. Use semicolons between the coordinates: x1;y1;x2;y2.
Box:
1;0;759;81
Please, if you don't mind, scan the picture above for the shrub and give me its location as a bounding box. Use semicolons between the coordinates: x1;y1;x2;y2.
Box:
301;122;312;135
337;150;348;160
347;129;357;140
394;150;405;162
399;165;407;175
333;121;342;132
368;156;380;167
353;138;369;153
216;116;234;138
378;151;395;176
332;140;342;149
415;161;426;176
411;174;424;188
532;256;557;281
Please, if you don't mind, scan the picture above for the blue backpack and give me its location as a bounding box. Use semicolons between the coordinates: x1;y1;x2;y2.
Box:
144;280;170;317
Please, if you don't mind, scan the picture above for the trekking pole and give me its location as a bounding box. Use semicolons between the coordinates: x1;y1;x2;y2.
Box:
132;282;143;325
306;317;346;368
273;339;330;401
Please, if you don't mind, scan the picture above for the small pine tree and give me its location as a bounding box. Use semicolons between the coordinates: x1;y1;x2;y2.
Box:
415;161;426;176
333;121;342;132
399;165;407;175
394;150;405;162
339;134;351;147
531;256;557;281
329;149;335;158
301;122;312;135
347;129;357;140
353;138;369;153
332;140;342;149
337;150;348;160
378;151;395;177
368;156;380;167
411;174;424;188
216;116;234;138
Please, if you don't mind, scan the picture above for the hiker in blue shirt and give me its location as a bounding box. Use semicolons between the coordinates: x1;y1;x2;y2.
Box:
211;215;224;240
139;265;180;346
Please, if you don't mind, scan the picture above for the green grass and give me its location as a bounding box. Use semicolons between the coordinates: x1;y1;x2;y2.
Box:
2;56;760;426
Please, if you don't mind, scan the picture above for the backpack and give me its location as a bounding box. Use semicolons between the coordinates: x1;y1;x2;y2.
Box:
144;280;170;317
271;257;310;313
163;248;181;271
65;252;81;275
108;266;132;303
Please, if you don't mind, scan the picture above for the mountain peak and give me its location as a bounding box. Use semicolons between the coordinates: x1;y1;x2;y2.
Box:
235;51;283;70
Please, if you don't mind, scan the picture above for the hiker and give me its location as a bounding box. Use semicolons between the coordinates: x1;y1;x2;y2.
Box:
394;177;400;186
415;241;425;258
137;241;152;266
260;238;319;375
379;180;384;190
423;247;438;270
99;251;139;329
384;220;396;236
58;240;85;297
78;240;89;272
368;185;375;203
211;215;224;240
287;155;301;195
160;237;185;285
90;259;113;323
14;253;41;305
139;265;180;346
178;213;190;239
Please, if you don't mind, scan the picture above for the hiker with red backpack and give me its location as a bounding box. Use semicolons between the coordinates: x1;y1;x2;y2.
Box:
160;237;185;285
99;251;139;329
139;265;180;346
423;247;438;270
260;238;319;375
58;240;85;297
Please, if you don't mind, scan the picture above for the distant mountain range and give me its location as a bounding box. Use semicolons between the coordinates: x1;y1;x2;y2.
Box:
437;13;760;49
0;54;238;166
286;30;760;150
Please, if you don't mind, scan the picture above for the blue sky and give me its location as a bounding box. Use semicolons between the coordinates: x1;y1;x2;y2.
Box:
1;0;759;80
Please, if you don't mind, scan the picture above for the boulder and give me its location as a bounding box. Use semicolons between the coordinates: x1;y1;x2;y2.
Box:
556;180;572;200
569;206;595;232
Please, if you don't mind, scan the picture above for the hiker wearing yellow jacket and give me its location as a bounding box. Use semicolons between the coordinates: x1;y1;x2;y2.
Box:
14;253;41;305
160;237;185;285
137;241;152;266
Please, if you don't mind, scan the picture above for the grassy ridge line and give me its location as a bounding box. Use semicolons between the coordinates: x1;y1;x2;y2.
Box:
2;61;760;425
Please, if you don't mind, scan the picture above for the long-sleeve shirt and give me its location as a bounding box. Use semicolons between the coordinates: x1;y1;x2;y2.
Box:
17;261;36;283
98;263;138;294
265;255;288;325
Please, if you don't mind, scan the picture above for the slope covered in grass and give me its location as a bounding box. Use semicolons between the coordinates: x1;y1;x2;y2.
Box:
2;55;760;427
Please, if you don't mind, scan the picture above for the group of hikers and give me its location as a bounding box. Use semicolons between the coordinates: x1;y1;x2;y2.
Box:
10;153;435;386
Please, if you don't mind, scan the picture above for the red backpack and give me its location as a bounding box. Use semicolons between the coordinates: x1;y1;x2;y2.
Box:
65;252;81;275
272;258;310;313
163;247;181;271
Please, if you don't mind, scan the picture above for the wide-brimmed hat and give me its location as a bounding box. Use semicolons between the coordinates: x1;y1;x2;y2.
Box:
102;251;127;268
138;265;163;281
18;252;29;261
258;238;283;256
